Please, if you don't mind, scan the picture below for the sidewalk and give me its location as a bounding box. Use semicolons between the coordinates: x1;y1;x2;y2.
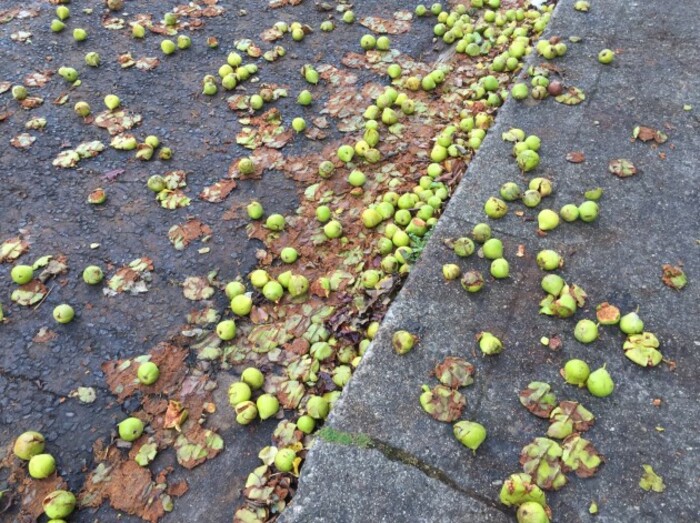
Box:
281;1;700;521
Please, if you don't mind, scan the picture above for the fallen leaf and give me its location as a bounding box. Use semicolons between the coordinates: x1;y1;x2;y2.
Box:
608;158;637;177
566;151;585;163
640;464;665;493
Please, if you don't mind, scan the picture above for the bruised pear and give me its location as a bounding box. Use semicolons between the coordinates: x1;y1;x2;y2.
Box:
517;502;550;523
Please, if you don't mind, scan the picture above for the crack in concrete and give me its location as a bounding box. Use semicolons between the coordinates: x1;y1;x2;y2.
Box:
320;430;509;515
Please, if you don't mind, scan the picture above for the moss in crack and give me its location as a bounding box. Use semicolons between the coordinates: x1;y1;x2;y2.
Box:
317;427;372;449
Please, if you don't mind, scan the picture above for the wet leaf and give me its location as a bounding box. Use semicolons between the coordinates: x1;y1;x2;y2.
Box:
661;264;687;290
555;86;586;105
157;189;191;209
547;401;595;439
608;158;637;177
104;257;153;295
633;126;668;144
10;132;35;149
0;236;29;262
519;438;568;490
640;464;665;493
71;386;97;404
360;16;411;34
199;179;237;202
623;332;663;367
94;109;143;136
164;400;189;431
419;384;465;422
168;219;212;250
134;440;158;465
11;280;47;306
24;117;46;130
566;151;585;163
182;276;215;301
561;434;603;478
433;357;475;388
519;382;558;419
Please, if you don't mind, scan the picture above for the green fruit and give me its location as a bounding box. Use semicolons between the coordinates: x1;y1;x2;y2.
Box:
262;280;284;302
132;23;146;38
541;274;565;296
297;90;312;106
250;94;264;110
560;204;579;222
225;282;245;300
11;85;27;101
288;274;309;297
84;52;100;67
58;67;78;82
574;319;598;343
292;117;307;132
265;214;285;231
228;382;252;407
360;34;376;50
274;448;296;472
256;394;279;420
472;223;491;243
13;431;45;460
337;145;354;163
584;187;603;200
442;264;461;280
147;175;165;193
279;247;298;264
348;170;366;187
522;190;542;208
392;330;416;355
73;28;87;41
517;150;540;172
490;258;509;279
453;237;475;257
586;366;614;397
453;421;487;452
11;265;33;285
249;269;270;288
247;201;264;220
461;270;484;292
297;415;315;434
241;368;265;390
342;10;355;23
536;250;561;271
43;490;76;519
482;238;503;259
161;39;177;55
619;312;644;334
73;101;91;117
235;401;257;425
562;359;590;387
538;209;560;231
323;220;343;239
28;453;56;479
598;49;615;64
316;205;332;222
387;63;402;79
517;501;550;523
306;395;330;419
177;35;191;49
478;332;503;355
82;265;103;285
104;94;120;110
56;6;70;20
137;361;160;385
163;12;178;26
376;36;390;51
361;208;383;228
511;83;529;100
499;473;547;508
118;417;144;441
578;201;599;222
484;197;508;218
500;182;522;201
53;304;75;324
318;160;334;178
216;320;236;340
51;19;65;32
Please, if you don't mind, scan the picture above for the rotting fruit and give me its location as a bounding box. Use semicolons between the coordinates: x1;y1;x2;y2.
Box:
13;431;45;460
43;490;76;520
392;330;416;354
453;421;487;452
517;501;550;523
